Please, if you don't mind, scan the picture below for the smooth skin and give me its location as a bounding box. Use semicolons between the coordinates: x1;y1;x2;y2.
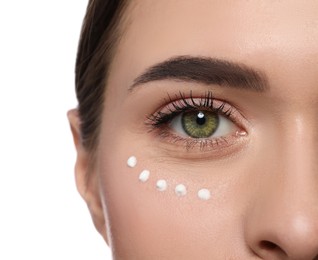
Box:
69;1;318;259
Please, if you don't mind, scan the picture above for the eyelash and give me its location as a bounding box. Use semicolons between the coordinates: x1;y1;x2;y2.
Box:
146;91;246;151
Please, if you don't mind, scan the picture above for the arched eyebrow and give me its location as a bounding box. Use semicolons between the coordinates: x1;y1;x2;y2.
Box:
129;56;268;92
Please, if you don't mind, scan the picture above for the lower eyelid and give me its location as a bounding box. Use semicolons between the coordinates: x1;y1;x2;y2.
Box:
149;130;249;159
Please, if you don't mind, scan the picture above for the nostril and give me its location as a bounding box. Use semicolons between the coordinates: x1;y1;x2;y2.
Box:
259;241;278;250
258;241;288;257
260;240;288;254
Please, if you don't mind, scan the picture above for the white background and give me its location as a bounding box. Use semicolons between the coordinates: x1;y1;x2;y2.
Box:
0;1;112;259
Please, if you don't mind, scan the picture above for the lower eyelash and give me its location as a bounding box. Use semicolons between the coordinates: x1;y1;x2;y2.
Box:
156;129;229;151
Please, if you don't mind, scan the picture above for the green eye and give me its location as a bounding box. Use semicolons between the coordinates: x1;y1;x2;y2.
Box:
181;111;219;138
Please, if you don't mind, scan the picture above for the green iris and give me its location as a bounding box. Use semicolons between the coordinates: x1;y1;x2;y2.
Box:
181;111;219;138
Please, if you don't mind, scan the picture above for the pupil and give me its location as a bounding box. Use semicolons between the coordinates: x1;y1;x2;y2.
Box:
196;112;206;125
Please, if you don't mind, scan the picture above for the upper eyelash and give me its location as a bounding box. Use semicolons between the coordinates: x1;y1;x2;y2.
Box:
146;90;234;128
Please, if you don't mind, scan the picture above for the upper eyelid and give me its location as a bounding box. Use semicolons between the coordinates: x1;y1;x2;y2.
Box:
164;93;233;118
147;93;242;127
165;91;214;108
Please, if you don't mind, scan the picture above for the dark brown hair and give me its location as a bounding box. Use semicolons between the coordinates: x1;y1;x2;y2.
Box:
75;0;128;152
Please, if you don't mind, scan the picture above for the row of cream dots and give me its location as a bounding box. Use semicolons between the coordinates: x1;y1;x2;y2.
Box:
127;156;211;201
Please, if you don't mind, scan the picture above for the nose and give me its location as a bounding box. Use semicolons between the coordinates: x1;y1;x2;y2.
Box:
245;117;318;260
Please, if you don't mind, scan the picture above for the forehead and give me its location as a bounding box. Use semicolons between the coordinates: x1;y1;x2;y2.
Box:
109;0;318;97
119;1;318;55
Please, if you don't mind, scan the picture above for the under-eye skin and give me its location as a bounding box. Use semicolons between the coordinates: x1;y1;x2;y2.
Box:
146;91;248;153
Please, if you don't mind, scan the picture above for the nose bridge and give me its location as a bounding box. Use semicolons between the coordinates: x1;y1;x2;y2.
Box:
273;115;318;254
246;113;318;259
280;114;317;183
272;113;318;226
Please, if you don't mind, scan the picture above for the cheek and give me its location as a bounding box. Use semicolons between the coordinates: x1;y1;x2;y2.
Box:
96;133;261;257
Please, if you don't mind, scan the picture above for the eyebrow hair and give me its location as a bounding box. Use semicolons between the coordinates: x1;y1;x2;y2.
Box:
129;56;268;92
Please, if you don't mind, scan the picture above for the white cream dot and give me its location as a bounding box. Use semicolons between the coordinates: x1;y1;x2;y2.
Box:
198;189;211;200
139;170;150;183
175;184;187;196
127;156;137;168
156;180;167;191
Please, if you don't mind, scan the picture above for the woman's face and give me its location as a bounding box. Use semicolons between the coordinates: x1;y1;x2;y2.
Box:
70;0;318;259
